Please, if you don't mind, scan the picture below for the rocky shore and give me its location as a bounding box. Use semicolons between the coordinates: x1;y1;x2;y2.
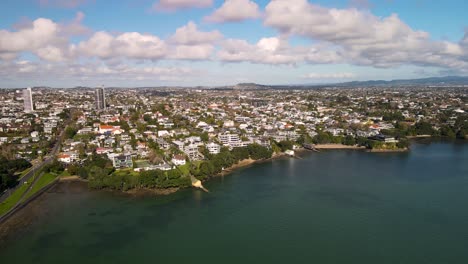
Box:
367;148;409;153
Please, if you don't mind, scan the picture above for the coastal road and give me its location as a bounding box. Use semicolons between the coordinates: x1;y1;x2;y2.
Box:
0;126;66;204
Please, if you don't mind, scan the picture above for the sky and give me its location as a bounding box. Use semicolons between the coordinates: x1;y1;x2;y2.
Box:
0;0;467;87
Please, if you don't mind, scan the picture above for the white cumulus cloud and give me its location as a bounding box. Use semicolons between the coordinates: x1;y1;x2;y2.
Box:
205;0;261;23
218;37;302;65
77;31;168;60
264;0;468;70
170;21;222;45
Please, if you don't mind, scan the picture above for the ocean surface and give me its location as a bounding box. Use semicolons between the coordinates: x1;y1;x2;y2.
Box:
1;141;468;264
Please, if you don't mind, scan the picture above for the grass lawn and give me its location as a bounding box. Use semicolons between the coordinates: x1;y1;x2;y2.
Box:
113;168;139;177
134;160;150;168
24;173;58;200
16;167;33;179
177;164;191;176
0;182;32;216
60;170;71;177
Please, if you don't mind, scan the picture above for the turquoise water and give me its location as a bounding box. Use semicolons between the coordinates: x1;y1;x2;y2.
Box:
1;141;468;263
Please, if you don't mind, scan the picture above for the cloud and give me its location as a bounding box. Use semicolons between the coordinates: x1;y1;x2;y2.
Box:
264;0;468;70
2;8;468;86
168;44;215;60
305;45;344;64
0;14;220;63
303;72;356;79
59;11;92;36
257;37;280;52
169;21;222;45
0;18;60;53
218;37;302;64
77;29;216;61
152;0;213;11
77;31;167;60
217;36;346;65
205;0;261;23
0;12;92;62
0;60;197;84
0;17;72;61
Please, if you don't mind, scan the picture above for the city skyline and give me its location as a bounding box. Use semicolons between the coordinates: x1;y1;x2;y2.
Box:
1;0;468;87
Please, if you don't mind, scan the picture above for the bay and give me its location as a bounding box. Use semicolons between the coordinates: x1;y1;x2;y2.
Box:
1;141;468;263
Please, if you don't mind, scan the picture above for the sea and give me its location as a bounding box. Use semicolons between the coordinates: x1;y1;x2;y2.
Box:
0;140;467;264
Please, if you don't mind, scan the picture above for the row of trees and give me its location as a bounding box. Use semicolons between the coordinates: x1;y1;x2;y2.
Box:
388;120;467;139
87;166;191;191
0;156;31;193
309;131;357;146
74;154;191;191
191;144;273;180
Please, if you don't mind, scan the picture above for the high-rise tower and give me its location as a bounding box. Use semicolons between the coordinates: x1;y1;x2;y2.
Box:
95;86;106;110
23;87;33;113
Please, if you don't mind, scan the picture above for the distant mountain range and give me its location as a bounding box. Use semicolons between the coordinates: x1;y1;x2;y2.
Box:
334;76;468;87
234;76;468;89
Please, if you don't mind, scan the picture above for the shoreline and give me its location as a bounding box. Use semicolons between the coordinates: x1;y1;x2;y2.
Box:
313;144;366;150
214;152;288;178
407;135;432;139
0;138;444;220
1;143;414;210
124;187;180;196
367;148;409;153
311;144;409;153
0;139;461;236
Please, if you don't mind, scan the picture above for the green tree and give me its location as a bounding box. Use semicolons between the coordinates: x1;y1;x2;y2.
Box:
343;135;356;146
200;132;209;142
64;126;77;139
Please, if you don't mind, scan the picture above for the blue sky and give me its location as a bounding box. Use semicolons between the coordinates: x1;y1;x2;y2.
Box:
0;0;467;87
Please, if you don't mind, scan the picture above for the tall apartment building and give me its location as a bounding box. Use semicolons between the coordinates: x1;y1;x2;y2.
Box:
23;87;34;113
95;86;106;110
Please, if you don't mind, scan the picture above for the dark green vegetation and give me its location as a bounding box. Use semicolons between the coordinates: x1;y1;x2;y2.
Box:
379;113;468;139
75;154;191;191
307;113;468;150
72;144;273;191
0;156;31;193
193;144;273;180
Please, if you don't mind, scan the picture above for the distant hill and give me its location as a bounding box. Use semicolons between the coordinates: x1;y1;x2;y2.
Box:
234;83;268;89
335;76;468;87
233;76;468;90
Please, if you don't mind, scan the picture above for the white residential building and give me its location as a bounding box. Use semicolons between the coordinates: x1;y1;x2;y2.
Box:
206;142;221;154
172;155;186;166
23;87;33;113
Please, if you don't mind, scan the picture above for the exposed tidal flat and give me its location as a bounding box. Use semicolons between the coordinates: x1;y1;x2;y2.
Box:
1;141;468;263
